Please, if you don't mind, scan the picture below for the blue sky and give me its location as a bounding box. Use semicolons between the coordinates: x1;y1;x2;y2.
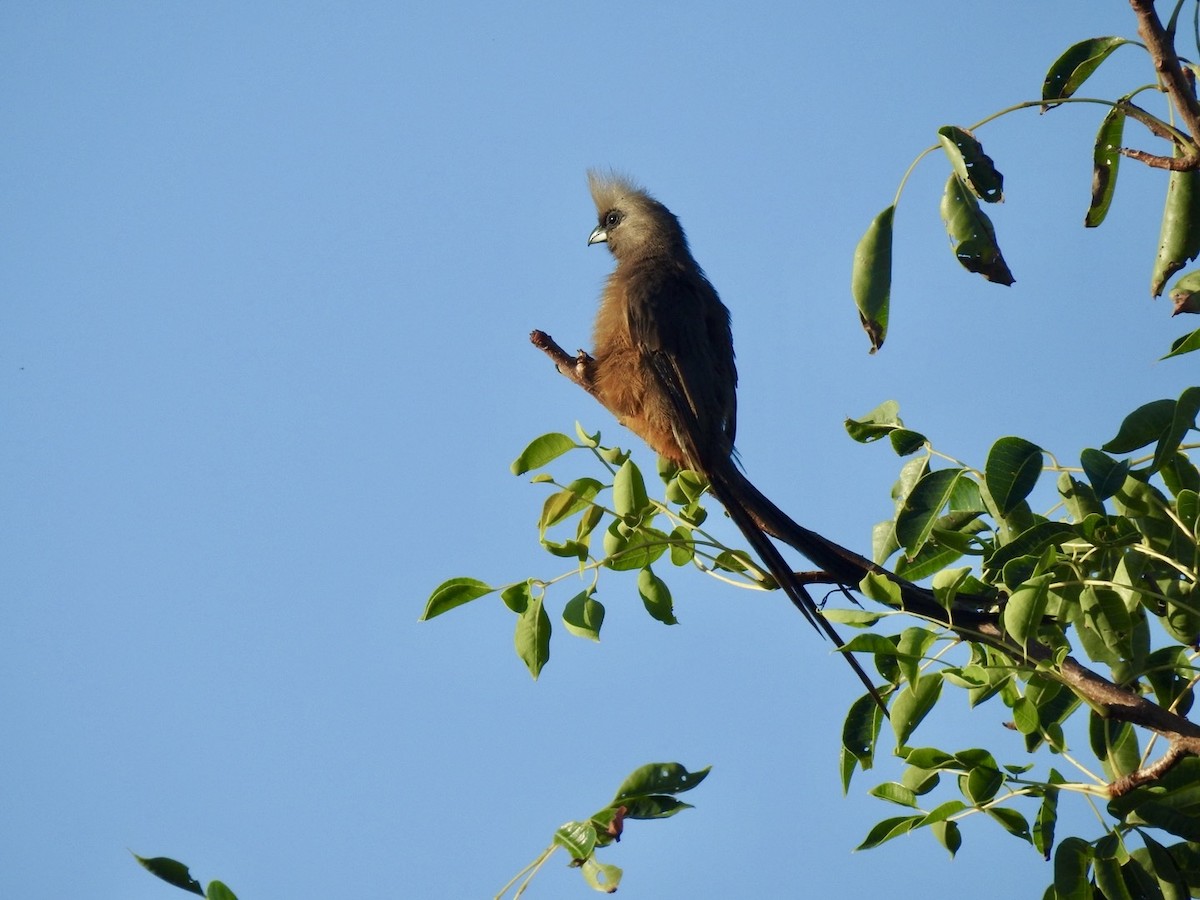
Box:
3;3;1193;898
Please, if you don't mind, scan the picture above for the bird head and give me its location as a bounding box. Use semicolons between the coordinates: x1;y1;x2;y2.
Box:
586;171;690;261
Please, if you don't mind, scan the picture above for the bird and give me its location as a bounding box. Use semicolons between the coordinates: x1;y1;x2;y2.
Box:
580;170;888;705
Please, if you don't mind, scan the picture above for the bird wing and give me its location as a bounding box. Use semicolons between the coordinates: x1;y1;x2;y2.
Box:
622;262;737;471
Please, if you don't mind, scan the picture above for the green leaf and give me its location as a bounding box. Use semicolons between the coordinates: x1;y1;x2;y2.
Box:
856;815;922;850
852;205;895;353
1163;327;1200;360
539;478;604;530
1087;105;1126;227
206;884;239;900
937;126;1003;202
931;820;962;858
133;855;205;896
501;581;531;614
1162;454;1200;497
940;173;1015;285
612;762;710;802
824;608;887;627
514;595;551;678
1104;399;1176;453
1081;586;1133;660
1081;448;1130;500
554;819;598;859
1092;857;1133;900
1012;696;1040;735
421;577;494;620
985;806;1031;843
985;436;1044;516
963;764;1004;805
511;432;576;474
869;781;919;808
889;428;927;456
1058;472;1105;521
845;400;903;442
1151;387;1200;474
1002;573;1052;649
1033;770;1063;859
841;691;886;784
896;626;937;686
1151;165;1200;297
1053;837;1094;899
896;468;965;558
637;566;677;625
667;525;695;566
1042;37;1129;106
1142;833;1191;899
612;459;649;518
891;672;943;747
1090;713;1140;781
562;590;605;641
580;857;622;894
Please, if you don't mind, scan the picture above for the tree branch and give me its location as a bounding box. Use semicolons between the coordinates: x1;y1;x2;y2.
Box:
1128;0;1200;168
529;329;1200;791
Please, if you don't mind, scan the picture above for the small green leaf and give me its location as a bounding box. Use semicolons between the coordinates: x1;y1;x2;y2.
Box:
1081;586;1133;659
667;525;695;566
1163;327;1200;359
554;819;598;858
612;762;710;803
940;173;1015;285
852;206;895;353
206;884;239;900
856;815;922;850
539;478;604;530
986;807;1031;842
964;764;1004;805
1081;448;1130;500
1042;37;1129;106
637;566;677;625
1151;164;1200;297
511;432;576;474
514;595;551;678
1012;696;1040;734
1056;840;1094;900
891;672;943;746
1087;105;1126;227
421;577;494;620
845;400;903;442
896;468;965;558
501;581;531;614
1002;573;1052;649
1033;770;1063;860
841;690;886;784
869;781;919;808
938;126;1003;202
1103;399;1176;453
133;855;205;896
985;436;1044;516
931;820;962;858
562;590;605;641
580;857;622;893
612;459;649;518
1151;386;1200;474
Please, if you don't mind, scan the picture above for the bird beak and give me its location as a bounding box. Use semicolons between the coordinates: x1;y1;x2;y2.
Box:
588;225;608;246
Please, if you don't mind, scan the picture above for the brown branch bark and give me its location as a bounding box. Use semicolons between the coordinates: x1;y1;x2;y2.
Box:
1109;737;1200;797
1127;0;1200;169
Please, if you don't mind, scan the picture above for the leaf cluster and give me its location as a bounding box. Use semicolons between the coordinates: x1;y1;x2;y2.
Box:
840;390;1200;899
423;422;766;679
852;28;1200;358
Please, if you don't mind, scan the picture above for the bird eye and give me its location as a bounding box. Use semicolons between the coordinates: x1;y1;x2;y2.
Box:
605;210;621;228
